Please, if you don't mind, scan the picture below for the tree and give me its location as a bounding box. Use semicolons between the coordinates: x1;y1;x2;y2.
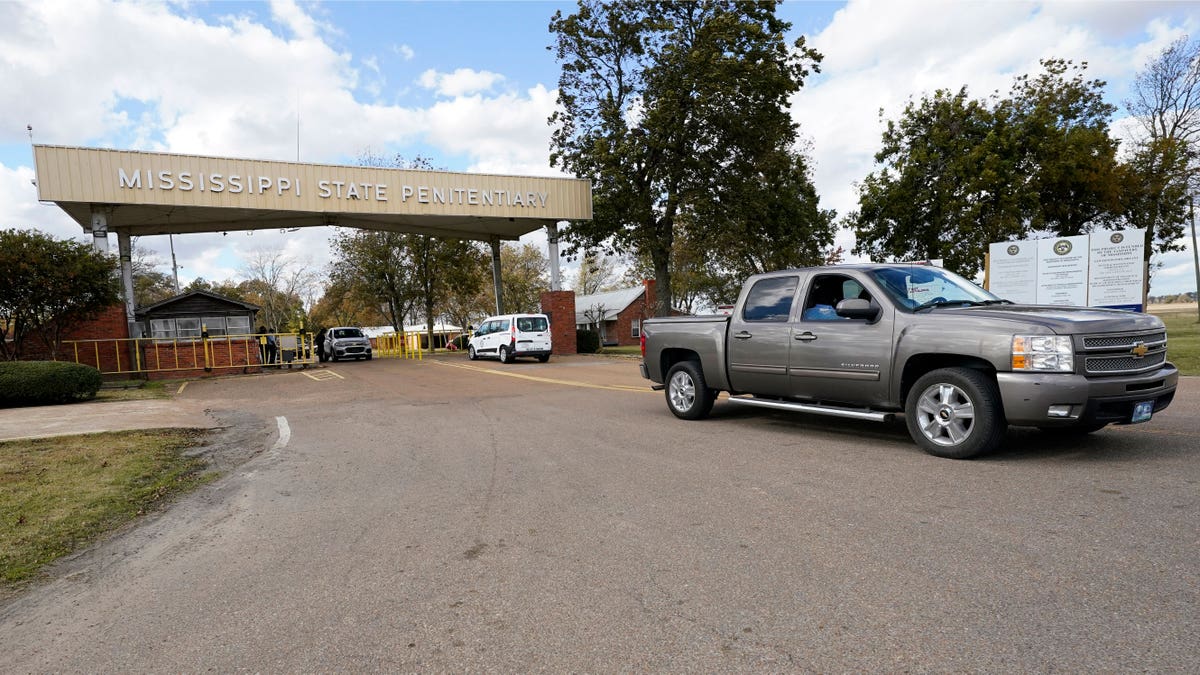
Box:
131;243;177;307
409;234;487;347
241;250;318;331
582;302;609;342
495;242;549;314
852;60;1124;278
571;250;622;294
550;0;822;316
182;277;246;301
0;229;121;360
697;146;838;289
309;275;388;329
1123;36;1200;290
329;230;420;334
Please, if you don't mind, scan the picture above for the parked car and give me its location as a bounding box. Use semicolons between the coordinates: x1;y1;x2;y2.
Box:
323;326;373;362
468;314;552;363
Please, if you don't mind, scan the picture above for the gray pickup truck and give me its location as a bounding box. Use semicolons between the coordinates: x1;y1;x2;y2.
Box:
639;264;1178;458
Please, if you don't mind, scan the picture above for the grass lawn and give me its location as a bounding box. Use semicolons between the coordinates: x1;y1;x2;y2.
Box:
94;380;172;403
0;429;212;587
1154;310;1200;376
598;345;642;357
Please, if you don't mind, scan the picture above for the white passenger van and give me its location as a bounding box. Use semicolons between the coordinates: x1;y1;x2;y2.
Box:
468;313;552;363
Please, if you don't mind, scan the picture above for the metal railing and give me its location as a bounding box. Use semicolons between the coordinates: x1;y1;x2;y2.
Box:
59;332;316;376
371;331;425;360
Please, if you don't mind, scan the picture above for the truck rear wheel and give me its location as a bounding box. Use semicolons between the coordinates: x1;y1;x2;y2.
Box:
666;361;715;420
905;367;1005;459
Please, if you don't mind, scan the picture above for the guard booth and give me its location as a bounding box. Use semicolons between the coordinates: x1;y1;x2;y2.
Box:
137;291;258;341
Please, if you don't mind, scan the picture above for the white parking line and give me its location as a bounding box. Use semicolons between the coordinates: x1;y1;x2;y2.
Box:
273;416;291;452
303;370;344;381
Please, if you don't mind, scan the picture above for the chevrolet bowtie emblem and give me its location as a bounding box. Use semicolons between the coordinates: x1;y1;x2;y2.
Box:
1130;342;1148;358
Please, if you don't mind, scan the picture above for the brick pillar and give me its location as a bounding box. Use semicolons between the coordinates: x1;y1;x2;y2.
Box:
643;279;657;316
540;290;576;355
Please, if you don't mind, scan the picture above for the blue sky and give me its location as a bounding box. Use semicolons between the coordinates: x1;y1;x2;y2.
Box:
1;0;1197;297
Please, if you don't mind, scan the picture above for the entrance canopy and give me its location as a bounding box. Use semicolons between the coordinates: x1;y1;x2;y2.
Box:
33;145;591;330
34;145;591;240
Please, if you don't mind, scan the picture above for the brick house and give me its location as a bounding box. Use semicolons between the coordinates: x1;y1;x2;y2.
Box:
39;291;271;379
574;280;659;347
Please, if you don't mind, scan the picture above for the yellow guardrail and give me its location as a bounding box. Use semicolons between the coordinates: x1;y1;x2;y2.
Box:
60;332;316;376
372;330;424;360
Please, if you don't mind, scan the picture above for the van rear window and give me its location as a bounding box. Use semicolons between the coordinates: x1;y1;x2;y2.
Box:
517;317;548;332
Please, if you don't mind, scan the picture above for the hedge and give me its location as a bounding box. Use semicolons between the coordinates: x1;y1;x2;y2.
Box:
0;361;103;407
576;329;600;354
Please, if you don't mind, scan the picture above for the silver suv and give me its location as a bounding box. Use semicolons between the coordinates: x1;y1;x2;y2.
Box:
323;326;373;362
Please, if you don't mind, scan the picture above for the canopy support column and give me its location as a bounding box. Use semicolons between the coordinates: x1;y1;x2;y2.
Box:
89;206;110;252
547;221;561;291
116;229;141;371
490;237;504;315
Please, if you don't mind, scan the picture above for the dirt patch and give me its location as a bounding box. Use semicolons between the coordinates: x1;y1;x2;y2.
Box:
187;409;275;474
0;410;272;605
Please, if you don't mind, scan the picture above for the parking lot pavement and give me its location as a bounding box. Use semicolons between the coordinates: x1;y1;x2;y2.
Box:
2;358;1196;671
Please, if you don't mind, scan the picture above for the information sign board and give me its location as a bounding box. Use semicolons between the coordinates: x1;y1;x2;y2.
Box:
987;241;1038;304
1036;235;1090;306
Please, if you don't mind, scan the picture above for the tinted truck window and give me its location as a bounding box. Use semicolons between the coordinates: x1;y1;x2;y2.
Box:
741;276;798;322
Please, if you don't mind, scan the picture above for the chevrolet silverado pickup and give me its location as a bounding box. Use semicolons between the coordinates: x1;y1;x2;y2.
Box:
639;264;1178;458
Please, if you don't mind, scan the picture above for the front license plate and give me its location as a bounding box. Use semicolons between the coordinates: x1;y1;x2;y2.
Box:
1131;400;1154;424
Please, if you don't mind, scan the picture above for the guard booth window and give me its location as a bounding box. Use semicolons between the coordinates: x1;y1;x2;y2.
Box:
150;317;202;340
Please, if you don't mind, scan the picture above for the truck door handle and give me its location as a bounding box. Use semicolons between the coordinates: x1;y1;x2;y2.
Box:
733;331;753;340
795;332;817;342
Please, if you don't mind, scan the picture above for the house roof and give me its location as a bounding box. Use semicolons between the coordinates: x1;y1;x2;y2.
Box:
574;285;645;324
136;290;261;315
360;323;463;338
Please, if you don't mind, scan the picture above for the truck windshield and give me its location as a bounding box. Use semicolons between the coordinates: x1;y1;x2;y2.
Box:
868;266;1000;310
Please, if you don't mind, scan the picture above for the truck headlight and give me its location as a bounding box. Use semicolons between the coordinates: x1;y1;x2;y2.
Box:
1012;335;1074;372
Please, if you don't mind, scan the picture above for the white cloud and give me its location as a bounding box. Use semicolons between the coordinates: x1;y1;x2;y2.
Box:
418;68;505;97
269;0;320;40
392;43;415;61
0;1;562;293
427;84;561;176
0;163;80;239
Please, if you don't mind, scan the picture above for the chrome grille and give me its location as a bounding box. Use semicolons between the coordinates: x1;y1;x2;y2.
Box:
1080;329;1169;376
1083;332;1165;350
1085;351;1167;374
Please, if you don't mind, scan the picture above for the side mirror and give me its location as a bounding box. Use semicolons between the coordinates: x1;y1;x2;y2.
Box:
836;298;879;321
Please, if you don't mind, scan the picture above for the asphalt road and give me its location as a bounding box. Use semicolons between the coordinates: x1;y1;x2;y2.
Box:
1;355;1197;671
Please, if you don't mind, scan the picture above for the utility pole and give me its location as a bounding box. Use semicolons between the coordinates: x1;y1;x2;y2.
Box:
1191;196;1200;323
169;234;181;294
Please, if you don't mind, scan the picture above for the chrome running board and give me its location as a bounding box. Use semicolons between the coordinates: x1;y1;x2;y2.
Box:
725;395;894;422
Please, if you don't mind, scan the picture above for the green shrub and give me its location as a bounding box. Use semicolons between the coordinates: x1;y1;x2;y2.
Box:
0;361;103;407
576;329;600;354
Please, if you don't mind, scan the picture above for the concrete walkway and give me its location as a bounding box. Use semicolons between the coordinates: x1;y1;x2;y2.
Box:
0;398;217;442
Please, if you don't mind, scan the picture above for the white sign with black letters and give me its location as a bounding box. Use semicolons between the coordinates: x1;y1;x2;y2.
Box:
1036;235;1090;306
1087;229;1146;308
988;241;1038;304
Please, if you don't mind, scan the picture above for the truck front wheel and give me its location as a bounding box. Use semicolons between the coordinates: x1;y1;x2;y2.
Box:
666;361;715;421
905;368;1005;459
